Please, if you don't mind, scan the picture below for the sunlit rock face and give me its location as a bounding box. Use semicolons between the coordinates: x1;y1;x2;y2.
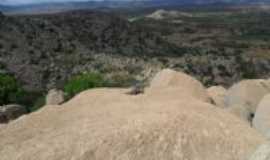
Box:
0;69;265;160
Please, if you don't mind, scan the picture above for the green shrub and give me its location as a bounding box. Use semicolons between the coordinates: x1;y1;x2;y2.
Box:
0;74;46;112
0;74;25;105
108;74;138;88
64;72;106;99
18;91;45;113
30;96;46;112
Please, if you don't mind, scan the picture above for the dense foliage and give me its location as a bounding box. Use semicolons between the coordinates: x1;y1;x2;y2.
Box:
0;74;46;112
2;9;270;91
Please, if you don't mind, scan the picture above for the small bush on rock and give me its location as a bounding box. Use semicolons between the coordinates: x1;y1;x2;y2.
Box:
64;72;106;99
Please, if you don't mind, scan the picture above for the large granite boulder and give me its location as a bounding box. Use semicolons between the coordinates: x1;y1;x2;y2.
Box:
147;69;210;102
0;86;265;160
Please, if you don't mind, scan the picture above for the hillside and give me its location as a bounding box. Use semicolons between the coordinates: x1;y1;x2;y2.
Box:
2;7;270;95
2;0;270;15
0;10;180;91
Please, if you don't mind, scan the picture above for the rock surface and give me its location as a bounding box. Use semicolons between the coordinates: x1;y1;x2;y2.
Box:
46;89;65;105
148;69;210;102
227;104;252;124
249;142;270;160
207;86;227;108
0;69;265;160
0;104;27;123
253;94;270;138
225;80;270;123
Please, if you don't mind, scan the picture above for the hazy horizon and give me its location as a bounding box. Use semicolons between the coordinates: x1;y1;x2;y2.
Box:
0;0;149;6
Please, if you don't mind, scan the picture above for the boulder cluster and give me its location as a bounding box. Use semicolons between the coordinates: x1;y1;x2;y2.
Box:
0;69;270;159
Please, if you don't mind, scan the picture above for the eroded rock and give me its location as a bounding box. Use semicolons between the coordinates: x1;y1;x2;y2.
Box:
147;69;210;102
46;89;65;105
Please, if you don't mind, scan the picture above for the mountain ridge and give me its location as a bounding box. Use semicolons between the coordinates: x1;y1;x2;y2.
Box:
1;0;270;14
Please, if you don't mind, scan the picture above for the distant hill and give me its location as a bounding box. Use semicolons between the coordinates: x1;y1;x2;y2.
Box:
0;10;181;91
1;0;270;15
0;5;14;12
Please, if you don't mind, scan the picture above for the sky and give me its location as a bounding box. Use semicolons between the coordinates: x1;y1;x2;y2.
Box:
0;0;136;5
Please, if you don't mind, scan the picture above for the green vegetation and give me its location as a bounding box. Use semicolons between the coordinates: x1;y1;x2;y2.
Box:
0;74;25;105
64;72;107;99
108;74;138;88
0;72;139;112
64;72;141;99
30;96;46;112
0;74;45;112
19;91;45;113
2;8;270;93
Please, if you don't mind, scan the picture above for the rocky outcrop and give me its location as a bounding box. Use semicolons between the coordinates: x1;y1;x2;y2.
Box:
224;80;270;123
253;94;270;138
207;86;227;108
0;104;27;123
0;69;265;160
249;143;270;160
46;89;65;105
147;69;210;102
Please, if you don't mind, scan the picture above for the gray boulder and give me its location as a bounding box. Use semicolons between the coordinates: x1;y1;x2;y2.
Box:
0;104;27;123
253;94;270;138
225;79;270;123
249;143;270;160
